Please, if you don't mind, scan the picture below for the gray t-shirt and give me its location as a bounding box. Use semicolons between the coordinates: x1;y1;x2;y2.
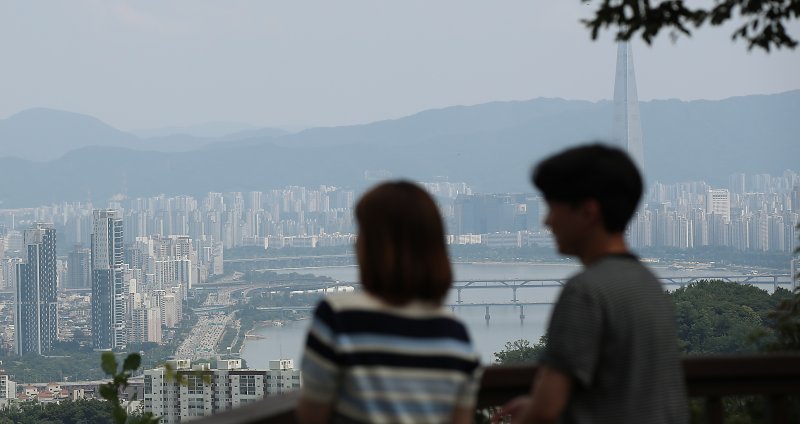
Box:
539;254;688;424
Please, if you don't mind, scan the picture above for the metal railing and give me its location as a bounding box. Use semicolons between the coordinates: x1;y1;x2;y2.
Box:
192;354;800;424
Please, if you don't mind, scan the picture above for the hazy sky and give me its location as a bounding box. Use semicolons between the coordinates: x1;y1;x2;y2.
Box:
1;1;798;130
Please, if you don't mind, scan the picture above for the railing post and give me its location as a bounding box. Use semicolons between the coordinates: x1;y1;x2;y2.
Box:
766;395;788;424
706;396;723;424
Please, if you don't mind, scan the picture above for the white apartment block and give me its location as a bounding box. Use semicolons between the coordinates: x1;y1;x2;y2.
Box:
483;232;523;249
144;359;301;423
1;258;22;291
706;189;731;222
1;373;16;400
129;305;163;344
151;286;183;329
446;234;482;245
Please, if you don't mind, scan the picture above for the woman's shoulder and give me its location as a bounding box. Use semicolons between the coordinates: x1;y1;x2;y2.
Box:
322;291;380;311
323;292;462;321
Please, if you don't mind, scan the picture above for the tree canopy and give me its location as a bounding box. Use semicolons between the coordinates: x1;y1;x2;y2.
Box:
671;280;792;354
493;336;548;365
585;0;800;51
0;400;114;424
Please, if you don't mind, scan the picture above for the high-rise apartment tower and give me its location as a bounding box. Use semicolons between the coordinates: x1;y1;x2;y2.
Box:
15;223;57;355
91;210;126;350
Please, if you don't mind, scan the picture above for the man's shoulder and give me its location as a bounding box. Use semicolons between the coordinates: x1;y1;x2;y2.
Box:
567;256;659;291
588;255;654;277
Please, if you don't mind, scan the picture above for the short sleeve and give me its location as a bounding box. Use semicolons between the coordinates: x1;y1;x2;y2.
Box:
539;282;603;387
300;299;343;403
455;361;483;409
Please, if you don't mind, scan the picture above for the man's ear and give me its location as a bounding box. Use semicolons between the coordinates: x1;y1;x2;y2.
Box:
580;199;603;226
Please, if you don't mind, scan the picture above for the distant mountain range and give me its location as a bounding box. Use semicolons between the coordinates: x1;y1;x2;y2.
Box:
0;91;797;207
0;109;289;160
130;121;261;138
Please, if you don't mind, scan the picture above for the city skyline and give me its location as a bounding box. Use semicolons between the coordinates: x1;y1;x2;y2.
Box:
0;169;795;266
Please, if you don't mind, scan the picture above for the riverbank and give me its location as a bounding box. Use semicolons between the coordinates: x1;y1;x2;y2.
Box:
244;320;286;339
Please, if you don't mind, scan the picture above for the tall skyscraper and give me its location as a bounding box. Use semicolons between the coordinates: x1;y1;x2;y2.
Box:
612;42;645;174
66;246;91;289
91;210;126;350
15;223;57;355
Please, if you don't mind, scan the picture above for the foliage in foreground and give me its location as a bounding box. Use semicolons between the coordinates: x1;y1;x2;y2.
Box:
98;352;159;424
585;0;799;52
755;288;800;352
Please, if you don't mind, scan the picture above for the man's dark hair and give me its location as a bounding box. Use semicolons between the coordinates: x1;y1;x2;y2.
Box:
355;181;452;305
532;144;643;233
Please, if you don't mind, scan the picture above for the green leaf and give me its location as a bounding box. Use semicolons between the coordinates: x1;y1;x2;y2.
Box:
101;352;118;376
112;406;128;424
122;353;142;372
99;383;118;402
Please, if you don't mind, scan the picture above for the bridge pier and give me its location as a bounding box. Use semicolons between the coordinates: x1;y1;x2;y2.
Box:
512;287;518;303
485;306;490;325
457;288;462;304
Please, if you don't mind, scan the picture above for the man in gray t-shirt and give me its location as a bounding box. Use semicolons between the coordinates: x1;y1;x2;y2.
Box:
496;145;688;424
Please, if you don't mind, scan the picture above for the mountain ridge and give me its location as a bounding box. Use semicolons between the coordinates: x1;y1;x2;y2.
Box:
0;91;797;207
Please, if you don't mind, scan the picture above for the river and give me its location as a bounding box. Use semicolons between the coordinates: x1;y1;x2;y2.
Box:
240;262;789;367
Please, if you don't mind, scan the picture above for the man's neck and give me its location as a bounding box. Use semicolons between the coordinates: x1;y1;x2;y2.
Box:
578;232;629;266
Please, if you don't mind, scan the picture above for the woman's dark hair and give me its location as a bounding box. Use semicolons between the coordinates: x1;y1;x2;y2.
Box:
532;143;643;233
355;181;452;306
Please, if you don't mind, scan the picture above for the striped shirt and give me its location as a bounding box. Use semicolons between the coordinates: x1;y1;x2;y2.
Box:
539;254;688;424
301;292;482;424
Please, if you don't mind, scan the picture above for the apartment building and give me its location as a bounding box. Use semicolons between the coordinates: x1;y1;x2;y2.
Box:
144;359;301;423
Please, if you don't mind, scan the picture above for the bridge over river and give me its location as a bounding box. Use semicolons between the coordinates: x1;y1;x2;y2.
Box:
255;302;554;324
169;273;798;317
194;273;793;301
242;273;792;323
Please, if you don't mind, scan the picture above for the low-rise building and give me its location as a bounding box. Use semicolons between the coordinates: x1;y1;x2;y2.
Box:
0;373;16;401
144;358;301;423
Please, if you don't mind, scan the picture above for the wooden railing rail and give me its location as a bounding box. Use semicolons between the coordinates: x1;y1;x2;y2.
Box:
192;354;800;424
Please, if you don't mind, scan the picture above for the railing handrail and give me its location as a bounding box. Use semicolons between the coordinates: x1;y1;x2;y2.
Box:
189;390;299;424
191;354;800;424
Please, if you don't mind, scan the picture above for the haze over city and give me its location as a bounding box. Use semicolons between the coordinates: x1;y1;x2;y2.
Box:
1;1;798;131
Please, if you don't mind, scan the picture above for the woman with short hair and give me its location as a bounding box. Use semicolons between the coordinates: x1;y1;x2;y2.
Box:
297;181;481;424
